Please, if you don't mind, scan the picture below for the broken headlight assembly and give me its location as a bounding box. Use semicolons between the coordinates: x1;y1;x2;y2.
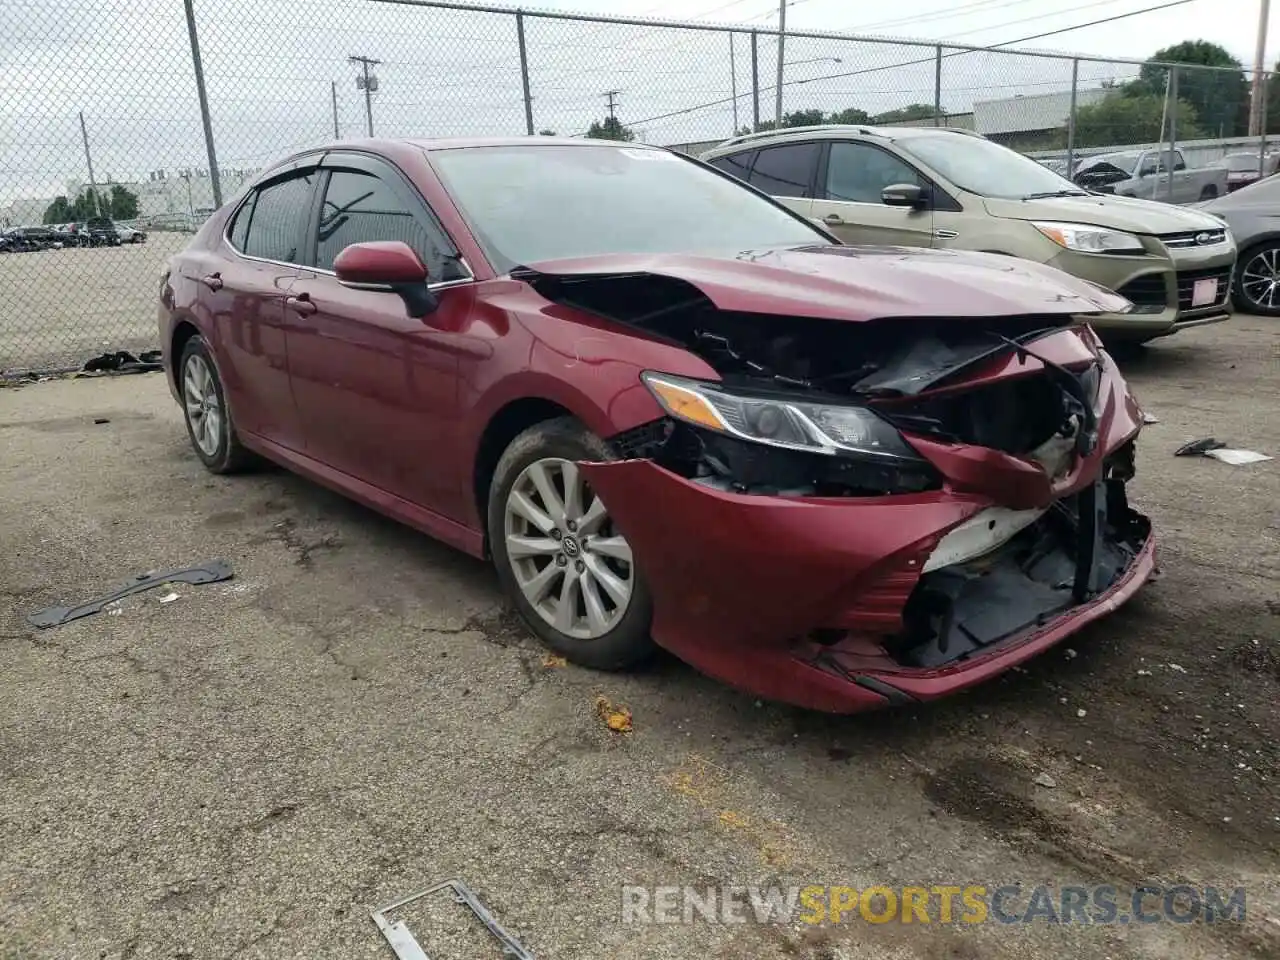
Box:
642;371;924;464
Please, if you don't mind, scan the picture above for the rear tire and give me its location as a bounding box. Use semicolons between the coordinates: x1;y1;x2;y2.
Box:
1232;241;1280;316
178;335;252;474
488;417;654;670
1199;185;1218;200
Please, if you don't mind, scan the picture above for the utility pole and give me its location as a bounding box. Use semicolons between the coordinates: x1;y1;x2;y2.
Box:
78;111;97;213
603;90;620;120
1249;0;1271;137
349;55;381;137
331;81;339;138
774;0;786;126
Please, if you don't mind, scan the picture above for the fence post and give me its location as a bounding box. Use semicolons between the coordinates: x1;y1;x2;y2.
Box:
933;46;942;126
774;0;786;126
1259;70;1269;176
517;11;534;136
1065;58;1078;177
751;31;760;131
182;0;221;208
729;33;738;136
1166;65;1177;202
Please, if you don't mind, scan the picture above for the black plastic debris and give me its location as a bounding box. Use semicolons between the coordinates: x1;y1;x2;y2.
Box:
27;560;234;627
1174;437;1271;466
77;350;163;377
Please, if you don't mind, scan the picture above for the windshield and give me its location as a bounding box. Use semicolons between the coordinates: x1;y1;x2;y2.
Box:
895;134;1086;199
429;144;827;272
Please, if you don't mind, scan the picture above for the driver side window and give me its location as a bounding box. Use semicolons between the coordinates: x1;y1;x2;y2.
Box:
825;142;923;203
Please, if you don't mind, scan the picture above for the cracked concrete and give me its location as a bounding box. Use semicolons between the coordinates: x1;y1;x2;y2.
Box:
1;318;1278;960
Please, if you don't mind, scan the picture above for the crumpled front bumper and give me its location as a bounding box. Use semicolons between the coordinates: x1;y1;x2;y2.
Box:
579;342;1156;713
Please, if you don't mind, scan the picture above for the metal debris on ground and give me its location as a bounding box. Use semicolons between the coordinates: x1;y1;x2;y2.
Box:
595;695;633;733
371;879;534;960
1174;437;1272;465
158;592;180;604
1141;411;1160;424
76;350;163;377
27;560;234;627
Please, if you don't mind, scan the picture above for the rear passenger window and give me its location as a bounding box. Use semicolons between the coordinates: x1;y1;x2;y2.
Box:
748;143;820;198
239;171;315;263
315;168;460;279
710;151;756;182
227;195;254;250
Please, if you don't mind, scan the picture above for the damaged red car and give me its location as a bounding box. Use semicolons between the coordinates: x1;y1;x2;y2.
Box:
160;137;1156;713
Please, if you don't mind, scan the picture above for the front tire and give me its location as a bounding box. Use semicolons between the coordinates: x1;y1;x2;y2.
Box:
179;336;251;473
1232;241;1280;316
488;417;654;670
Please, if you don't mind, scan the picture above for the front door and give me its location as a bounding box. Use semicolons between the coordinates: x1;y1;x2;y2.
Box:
811;140;935;247
284;156;472;519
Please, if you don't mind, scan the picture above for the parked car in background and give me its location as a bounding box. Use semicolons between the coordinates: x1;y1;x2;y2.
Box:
700;125;1234;342
1198;172;1280;315
10;226;63;250
1221;151;1280;192
160;136;1157;713
116;224;147;243
1073;149;1228;203
86;217;121;246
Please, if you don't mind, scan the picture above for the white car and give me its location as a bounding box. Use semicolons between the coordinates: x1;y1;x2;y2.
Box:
116;224;147;244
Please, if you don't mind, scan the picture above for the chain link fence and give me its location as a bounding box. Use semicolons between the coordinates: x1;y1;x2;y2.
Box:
1;0;1274;373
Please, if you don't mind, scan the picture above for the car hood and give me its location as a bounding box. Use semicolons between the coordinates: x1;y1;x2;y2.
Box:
514;245;1130;323
984;193;1224;234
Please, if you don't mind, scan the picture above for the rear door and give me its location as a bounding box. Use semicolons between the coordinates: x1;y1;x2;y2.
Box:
284;152;470;516
743;142;821;221
198;164;319;450
811;140;934;247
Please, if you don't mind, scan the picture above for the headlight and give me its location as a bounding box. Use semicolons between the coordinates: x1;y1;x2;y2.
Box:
1032;221;1145;254
641;372;923;462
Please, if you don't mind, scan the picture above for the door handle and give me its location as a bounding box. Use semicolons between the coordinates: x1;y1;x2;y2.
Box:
286;294;317;316
822;214;844;225
201;273;223;291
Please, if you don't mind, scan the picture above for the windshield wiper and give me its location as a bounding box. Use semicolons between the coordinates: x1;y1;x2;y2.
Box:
1022;190;1090;200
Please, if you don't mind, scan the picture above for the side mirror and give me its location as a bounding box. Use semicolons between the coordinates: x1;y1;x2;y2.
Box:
333;241;437;317
881;182;926;209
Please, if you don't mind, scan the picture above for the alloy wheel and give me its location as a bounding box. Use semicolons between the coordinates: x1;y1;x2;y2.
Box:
1240;246;1280;311
503;457;634;640
183;354;223;457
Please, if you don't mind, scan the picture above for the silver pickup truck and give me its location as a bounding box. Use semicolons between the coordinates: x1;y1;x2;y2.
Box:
1074;148;1228;204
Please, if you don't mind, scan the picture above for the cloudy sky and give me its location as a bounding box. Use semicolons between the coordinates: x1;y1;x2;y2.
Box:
1;0;1276;206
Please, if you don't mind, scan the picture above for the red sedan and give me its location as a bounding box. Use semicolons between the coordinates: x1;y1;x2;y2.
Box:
160;137;1156;713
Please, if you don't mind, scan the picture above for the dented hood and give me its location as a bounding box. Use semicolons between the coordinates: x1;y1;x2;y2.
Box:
515;245;1131;322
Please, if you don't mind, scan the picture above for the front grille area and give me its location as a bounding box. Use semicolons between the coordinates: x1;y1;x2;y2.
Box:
1161;228;1227;248
1176;267;1231;311
1117;273;1168;312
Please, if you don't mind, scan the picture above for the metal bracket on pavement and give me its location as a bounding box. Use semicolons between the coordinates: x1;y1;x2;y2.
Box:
26;559;234;627
371;880;534;960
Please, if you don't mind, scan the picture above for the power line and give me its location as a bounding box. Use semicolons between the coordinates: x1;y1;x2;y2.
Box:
849;0;1037;35
605;0;1201;133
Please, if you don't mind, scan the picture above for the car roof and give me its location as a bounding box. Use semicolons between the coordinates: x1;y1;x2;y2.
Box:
699;124;982;158
326;136;669;152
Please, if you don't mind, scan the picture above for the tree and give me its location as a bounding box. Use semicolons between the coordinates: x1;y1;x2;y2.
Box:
586;116;636;141
42;196;73;224
538;128;557;136
872;103;940;124
107;184;139;220
1130;41;1248;138
828;107;871;125
1072;93;1205;149
781;108;825;128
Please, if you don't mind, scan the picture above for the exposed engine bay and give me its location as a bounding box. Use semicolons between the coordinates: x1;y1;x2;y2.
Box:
528;271;1104;498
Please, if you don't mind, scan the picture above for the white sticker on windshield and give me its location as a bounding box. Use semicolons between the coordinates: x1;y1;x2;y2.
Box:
619;148;678;161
